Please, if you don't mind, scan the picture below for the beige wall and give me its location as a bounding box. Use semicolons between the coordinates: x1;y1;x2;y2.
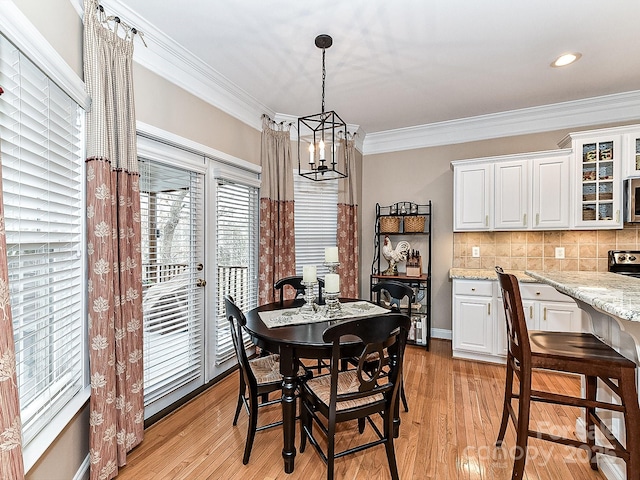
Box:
134;65;261;164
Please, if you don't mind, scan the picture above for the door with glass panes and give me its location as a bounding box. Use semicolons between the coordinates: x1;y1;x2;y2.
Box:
139;155;206;417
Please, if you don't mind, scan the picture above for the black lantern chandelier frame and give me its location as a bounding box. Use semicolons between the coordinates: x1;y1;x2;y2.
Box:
298;34;349;181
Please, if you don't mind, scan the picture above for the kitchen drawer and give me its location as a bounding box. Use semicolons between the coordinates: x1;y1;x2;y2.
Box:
453;279;493;296
519;283;572;303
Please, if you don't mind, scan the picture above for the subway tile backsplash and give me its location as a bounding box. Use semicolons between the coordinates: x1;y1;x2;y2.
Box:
453;226;640;272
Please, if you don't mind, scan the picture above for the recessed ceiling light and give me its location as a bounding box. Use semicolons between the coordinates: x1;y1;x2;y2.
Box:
551;52;582;67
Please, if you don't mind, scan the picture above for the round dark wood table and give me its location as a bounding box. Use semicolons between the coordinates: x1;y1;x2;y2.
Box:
244;298;382;474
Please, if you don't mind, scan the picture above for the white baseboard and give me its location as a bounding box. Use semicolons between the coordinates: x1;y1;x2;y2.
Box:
72;455;89;480
431;328;452;340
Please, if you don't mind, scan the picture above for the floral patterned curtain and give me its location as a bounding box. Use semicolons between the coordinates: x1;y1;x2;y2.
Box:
258;116;296;304
337;135;359;298
83;1;144;478
0;127;25;479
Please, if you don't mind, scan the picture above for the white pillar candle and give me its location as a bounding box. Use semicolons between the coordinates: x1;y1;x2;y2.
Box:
302;265;317;283
325;246;339;263
325;273;340;293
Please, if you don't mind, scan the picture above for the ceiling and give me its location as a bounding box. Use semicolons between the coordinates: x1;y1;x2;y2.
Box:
101;1;640;138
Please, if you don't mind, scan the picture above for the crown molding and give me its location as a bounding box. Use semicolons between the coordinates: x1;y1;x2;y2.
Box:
362;90;640;155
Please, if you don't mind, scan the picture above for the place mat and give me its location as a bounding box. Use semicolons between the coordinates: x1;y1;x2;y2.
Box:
258;301;391;328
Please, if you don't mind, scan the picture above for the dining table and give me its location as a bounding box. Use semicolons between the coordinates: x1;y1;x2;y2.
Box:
243;297;394;474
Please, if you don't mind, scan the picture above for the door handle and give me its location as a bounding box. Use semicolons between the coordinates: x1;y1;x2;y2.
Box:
529;306;533;319
485;215;489;227
197;279;207;287
543;307;547;321
536;213;539;226
523;213;527;226
487;303;491;315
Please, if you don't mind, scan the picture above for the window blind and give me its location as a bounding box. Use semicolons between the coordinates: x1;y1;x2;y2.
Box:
294;174;338;277
215;178;259;365
139;158;204;405
0;33;84;444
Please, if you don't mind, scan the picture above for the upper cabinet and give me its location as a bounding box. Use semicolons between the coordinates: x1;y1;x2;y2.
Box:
623;128;640;178
494;160;529;230
452;150;571;232
531;153;571;229
559;129;623;229
453;162;491;231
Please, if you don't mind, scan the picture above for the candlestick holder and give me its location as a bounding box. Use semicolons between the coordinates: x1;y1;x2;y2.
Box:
323;290;342;318
299;281;318;316
324;261;340;275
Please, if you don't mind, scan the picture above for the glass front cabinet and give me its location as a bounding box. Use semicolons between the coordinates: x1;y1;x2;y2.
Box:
560;130;623;229
624;128;640;178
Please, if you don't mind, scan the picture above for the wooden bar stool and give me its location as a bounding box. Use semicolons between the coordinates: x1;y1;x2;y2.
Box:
495;267;640;480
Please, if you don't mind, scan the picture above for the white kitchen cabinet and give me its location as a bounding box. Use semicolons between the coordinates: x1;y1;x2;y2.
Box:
453;278;585;363
452;280;493;356
452;150;571;232
494;160;529;230
453;162;491;231
559;130;623;229
531;153;571;229
537;301;582;332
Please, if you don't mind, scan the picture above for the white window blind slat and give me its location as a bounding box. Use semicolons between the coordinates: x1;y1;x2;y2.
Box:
0;32;85;446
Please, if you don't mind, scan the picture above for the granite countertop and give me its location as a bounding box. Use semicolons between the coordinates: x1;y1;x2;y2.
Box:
449;268;538;283
525;270;640;322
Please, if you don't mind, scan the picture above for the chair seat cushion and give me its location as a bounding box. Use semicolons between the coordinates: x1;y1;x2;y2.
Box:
249;354;306;385
304;370;384;411
529;331;636;368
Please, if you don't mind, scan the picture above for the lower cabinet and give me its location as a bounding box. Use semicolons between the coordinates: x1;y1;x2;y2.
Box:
453;278;585;364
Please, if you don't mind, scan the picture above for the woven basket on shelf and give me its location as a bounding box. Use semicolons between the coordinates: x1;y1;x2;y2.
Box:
404;216;425;233
380;216;400;233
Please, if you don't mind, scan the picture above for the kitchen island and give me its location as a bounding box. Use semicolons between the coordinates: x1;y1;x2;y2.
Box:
525;270;640;480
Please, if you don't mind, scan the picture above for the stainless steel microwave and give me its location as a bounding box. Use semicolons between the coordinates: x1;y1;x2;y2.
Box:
625;178;640;222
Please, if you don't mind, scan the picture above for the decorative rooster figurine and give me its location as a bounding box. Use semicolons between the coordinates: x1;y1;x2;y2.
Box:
381;235;410;276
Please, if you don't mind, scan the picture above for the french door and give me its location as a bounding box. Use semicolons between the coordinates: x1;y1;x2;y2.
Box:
138;142;206;417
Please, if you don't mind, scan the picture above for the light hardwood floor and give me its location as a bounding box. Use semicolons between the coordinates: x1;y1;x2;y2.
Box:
116;339;606;479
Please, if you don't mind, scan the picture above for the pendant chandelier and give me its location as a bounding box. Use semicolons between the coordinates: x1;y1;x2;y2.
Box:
298;34;348;181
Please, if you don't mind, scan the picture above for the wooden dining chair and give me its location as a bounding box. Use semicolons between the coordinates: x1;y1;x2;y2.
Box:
224;295;308;464
370;280;414;412
299;313;411;480
274;275;325;305
494;267;640;480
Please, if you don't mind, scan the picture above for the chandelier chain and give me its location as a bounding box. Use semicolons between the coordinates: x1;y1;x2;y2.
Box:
321;47;326;115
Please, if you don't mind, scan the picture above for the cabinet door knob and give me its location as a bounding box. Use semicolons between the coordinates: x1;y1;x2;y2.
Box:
471;288;476;291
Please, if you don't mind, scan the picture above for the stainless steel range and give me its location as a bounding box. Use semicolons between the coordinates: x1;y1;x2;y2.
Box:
608;250;640;278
